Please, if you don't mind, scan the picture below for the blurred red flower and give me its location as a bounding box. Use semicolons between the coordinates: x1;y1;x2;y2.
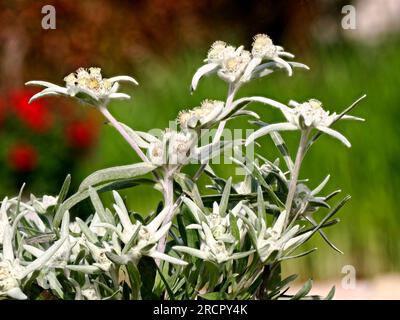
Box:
10;89;53;133
0;99;5;126
8;143;38;172
65;120;98;149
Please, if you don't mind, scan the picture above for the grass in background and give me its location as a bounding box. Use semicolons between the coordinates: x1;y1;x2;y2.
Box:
73;38;400;279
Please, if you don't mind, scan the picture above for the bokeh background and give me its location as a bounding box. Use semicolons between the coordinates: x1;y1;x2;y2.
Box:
1;0;400;294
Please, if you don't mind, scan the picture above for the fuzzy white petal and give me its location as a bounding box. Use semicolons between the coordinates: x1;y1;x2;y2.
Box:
107;76;138;85
316;126;351;148
191;63;219;92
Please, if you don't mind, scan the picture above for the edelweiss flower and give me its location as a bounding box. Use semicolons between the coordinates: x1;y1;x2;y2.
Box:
0;213;69;299
191;35;305;91
183;197;240;243
146;130;196;166
218;48;252;83
246;99;364;147
242;34;295;80
174;197;252;265
240;207;311;263
26;67;138;105
32;195;58;214
96;191;187;266
178;100;224;129
174;222;253;265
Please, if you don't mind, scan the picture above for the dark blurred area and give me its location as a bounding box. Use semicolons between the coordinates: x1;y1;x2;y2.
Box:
0;0;349;87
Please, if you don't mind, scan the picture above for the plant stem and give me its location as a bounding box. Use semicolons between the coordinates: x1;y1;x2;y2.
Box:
99;105;150;163
284;129;310;224
156;174;174;255
156;83;239;254
193;83;238;180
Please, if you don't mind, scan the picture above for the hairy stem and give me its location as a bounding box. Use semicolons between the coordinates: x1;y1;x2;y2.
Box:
156;174;174;255
284;129;310;224
156;83;239;254
99;105;149;163
193;83;238;180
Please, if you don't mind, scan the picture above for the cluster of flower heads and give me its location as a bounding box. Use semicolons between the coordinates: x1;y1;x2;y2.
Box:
26;67;138;104
191;34;306;91
0;189;188;300
146;130;196;166
177;99;224;129
173;187;311;265
246;98;364;147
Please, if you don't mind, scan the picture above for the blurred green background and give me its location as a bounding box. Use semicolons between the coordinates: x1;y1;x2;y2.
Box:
1;0;399;280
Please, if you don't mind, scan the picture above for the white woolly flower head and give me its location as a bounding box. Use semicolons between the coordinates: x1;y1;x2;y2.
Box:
219;49;251;82
293;99;329;128
0;261;21;296
63;67;114;98
148;140;165;166
251;34;277;59
207;41;235;63
26;67;138;105
178;99;224;129
168;131;195;165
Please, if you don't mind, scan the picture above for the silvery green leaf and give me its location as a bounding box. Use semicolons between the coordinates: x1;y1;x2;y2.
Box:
231;157;284;208
272;56;293;76
105;252;129;265
194;140;237;163
290;195;351;255
66;265;100;274
272;210;288;236
241;57;262;82
291;279;313;300
230;110;260;120
52;175;71;215
173;173;204;210
173;246;208;260
283;231;312;251
186;224;202;230
324;286;335;300
315;126;351;148
118;122;150;148
112;191;132;232
75;217;98;244
89;187;114;225
310;175;330;196
6;287;28;300
229;214;240;242
304;216;343;254
246;122;298;146
219;177;232;217
126;261;142;299
147;250;188;266
79;162;156;191
20;236;67;278
108;75;138;85
257;186;266;222
54;177;151;228
251;120;294;171
3;225;15;261
228;250;255;261
280;248;318;261
147;205;173;234
23;244;44;258
251;61;309;80
182;197;206;224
